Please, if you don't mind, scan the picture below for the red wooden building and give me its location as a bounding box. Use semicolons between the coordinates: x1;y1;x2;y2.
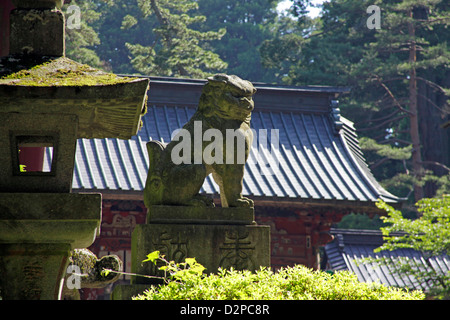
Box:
66;77;401;299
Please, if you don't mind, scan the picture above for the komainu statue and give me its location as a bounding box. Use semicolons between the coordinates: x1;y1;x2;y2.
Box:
144;74;256;208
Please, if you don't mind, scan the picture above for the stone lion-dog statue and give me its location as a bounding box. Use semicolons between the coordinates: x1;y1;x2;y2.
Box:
144;74;256;208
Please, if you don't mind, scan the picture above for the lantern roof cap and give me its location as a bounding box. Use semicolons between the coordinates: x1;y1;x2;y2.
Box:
0;56;149;139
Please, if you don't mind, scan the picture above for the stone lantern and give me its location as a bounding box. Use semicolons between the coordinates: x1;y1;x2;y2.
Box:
0;0;149;299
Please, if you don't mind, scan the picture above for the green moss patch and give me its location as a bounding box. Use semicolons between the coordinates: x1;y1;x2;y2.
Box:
0;56;137;86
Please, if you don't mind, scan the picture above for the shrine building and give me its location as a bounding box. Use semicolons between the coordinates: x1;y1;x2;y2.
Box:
62;76;402;298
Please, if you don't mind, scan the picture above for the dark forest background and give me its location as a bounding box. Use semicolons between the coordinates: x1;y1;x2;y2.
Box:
64;0;449;224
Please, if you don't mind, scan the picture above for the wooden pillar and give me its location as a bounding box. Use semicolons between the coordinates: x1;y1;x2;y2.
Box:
0;0;14;57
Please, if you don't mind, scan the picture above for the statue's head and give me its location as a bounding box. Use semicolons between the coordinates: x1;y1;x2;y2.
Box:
198;74;256;123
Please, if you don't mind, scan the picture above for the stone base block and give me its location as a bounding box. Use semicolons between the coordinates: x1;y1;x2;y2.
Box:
147;205;255;225
132;223;270;284
0;192;102;300
130;206;270;285
0;193;101;248
110;206;270;299
0;243;71;300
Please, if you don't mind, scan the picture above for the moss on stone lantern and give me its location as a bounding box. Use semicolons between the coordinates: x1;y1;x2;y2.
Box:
0;56;149;140
0;0;149;300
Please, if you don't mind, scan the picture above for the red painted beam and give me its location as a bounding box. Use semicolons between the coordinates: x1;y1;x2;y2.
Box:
19;147;45;172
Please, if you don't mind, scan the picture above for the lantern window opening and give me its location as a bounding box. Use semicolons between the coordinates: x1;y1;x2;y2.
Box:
13;134;57;175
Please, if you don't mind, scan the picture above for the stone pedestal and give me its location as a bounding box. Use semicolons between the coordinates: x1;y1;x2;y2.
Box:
112;206;270;299
0;243;71;300
0;193;101;300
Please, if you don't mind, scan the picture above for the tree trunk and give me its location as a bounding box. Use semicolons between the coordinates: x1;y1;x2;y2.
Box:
418;71;450;197
408;9;424;202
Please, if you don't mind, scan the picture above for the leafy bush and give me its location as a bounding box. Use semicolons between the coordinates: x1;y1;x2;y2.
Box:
131;252;424;300
359;196;450;299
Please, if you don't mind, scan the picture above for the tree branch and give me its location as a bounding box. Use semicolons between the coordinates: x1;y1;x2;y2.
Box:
378;138;413;146
357;109;401;125
370;157;390;170
150;0;169;27
357;114;408;132
149;0;190;76
419;161;450;172
373;76;414;116
416;76;449;95
417;93;449;114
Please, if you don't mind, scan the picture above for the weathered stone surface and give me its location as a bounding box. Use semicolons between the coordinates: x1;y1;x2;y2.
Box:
144;74;256;208
111;205;270;299
0;193;101;248
0;193;102;300
10;8;64;56
0;113;77;193
0;0;139;300
131;223;270;285
147;205;255;225
0;243;71;300
130;205;270;285
0;57;149;140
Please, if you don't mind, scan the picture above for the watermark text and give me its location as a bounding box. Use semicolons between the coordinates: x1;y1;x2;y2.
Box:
66;5;81;29
366;5;381;30
169;121;280;175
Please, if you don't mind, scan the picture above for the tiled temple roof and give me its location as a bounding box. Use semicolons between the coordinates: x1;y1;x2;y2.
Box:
325;228;450;291
65;76;401;210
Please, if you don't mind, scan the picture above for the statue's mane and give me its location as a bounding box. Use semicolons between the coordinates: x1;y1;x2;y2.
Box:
197;74;256;122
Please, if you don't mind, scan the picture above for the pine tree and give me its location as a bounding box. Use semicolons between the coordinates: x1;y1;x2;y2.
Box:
262;0;450;205
63;0;103;69
93;0;157;74
125;0;227;78
357;0;450;202
196;0;281;82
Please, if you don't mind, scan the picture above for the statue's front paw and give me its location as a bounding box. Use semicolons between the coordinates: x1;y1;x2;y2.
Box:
187;195;215;207
228;197;254;208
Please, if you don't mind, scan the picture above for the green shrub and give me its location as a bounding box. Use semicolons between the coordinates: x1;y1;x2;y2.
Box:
130;252;424;300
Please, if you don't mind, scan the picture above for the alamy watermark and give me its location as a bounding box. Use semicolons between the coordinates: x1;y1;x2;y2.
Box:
170;121;280;176
65;264;82;290
66;5;81;30
366;5;381;30
252;128;280;176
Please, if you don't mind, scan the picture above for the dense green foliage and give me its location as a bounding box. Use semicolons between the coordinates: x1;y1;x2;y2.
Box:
359;195;450;299
131;251;424;300
63;0;103;69
196;0;280;82
377;195;450;256
125;0;227;78
336;212;385;230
